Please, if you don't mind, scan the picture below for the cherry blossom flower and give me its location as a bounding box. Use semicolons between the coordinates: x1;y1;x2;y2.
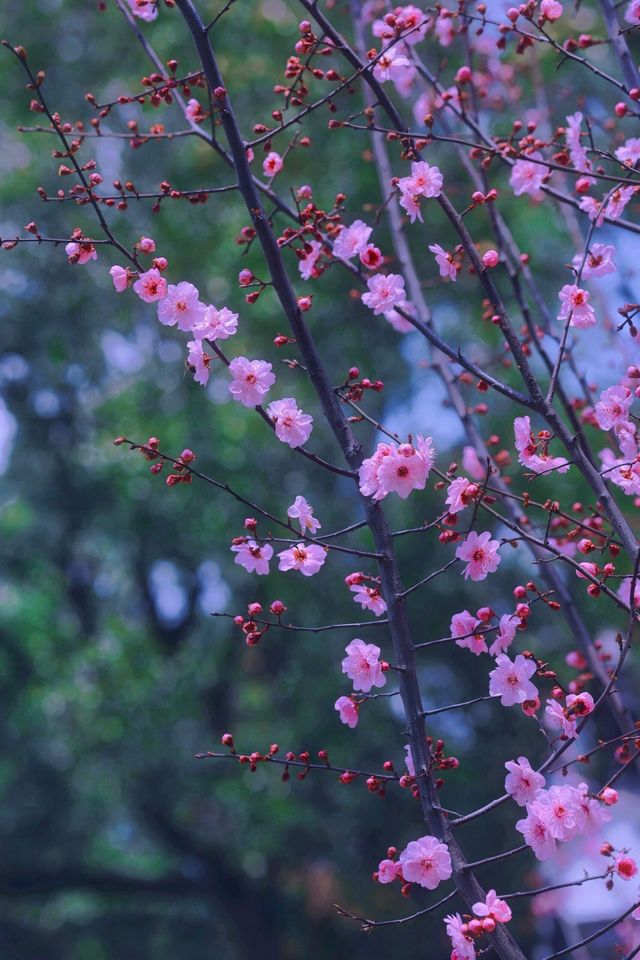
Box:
230;539;273;575
515;805;558;861
472;890;512;923
565;113;592;179
350;582;387;616
109;265;129;291
545;692;594;738
157;281;206;331
557;284;596;328
263;151;283;177
579;195;605;226
573;782;611;834
535;785;582;841
359;244;384;270
605;185;634;220
625;0;640;23
185;98;203;123
228;357;276;407
193;305;239;341
615;137;640;166
333;220;373;262
187;339;212;386
133;267;168;303
126;0;158;21
362;273;407;314
595;385;633;430
383;299;416;333
488;613;518;657
398;836;452;890
434;13;456;46
359;438;435;500
489;654;538;706
616;857;638;880
540;0;563;19
509;153;549;198
514;415;570;474
398;160;443;222
376;858;397;883
341;639;386;692
266;397;313;447
446;476;477;514
450;610;486;655
505;756;546;806
65;241;97;264
455;530;501;581
444;913;476;960
277;542;327;576
573;243;616;279
335;696;359;728
429;243;457;281
287;495;321;534
298;240;323;280
373;45;411;84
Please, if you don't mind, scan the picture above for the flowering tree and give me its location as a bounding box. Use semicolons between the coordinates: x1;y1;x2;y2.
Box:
4;0;640;954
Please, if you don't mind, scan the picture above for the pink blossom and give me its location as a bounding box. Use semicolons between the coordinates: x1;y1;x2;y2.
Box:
133;267;168;303
446;476;477;514
373;45;412;84
333;220;373;262
565;113;592;178
287;495;321;534
540;0;563;19
109;265;129;292
625;0;640;23
444;913;476;960
616;137;640;166
376;858;397;883
509;153;549;198
228;357;276;407
263;151;283;177
434;13;456;46
605;185;634;220
298;240;323;280
462;445;485;481
126;0;158;21
359;244;383;270
578;195;605;226
450;610;486;655
185;98;203;123
515;806;557;860
536;785;583;841
266;397;313;447
514;415;570;474
456;530;501;581
488;613;518;657
573;243;616;279
489;654;538;706
350;583;387;616
616;857;638;880
472;890;512;923
138;236;156;253
429;243;457;281
595;385;633;430
187;339;212;386
277;542;327;576
505;756;546;806
398;835;452;890
398;160;443;222
557;284;596;328
65;241;97;264
383;299;416;333
335;696;359;728
341;639;386;692
157;282;206;331
359;438;435;501
230;539;273;575
193;305;239;341
362;273;407;314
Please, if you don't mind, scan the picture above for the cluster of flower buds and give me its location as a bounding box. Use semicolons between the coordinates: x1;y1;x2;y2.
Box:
342;366;384;402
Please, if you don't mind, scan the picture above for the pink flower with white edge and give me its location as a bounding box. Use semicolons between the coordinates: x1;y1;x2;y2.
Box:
109;265;129;292
341;639;386;693
504;756;546;806
266;397;313;447
133;268;167;303
277;542;327;577
515;806;557;861
126;0;158;21
157;282;206;332
472;890;512;924
335;696;359;728
509;153;549;198
263;151;283;177
187;340;211;386
557;284;596;328
455;530;501;581
383;299;416;333
332;219;372;261
362;273;407;314
429;243;457;281
616;857;638;880
230;539;273;575
450;610;486;655
574;243;616;279
489;654;538;706
446;476;477;514
444;914;476;960
625;0;640;23
228;357;276;407
193;305;239;342
398;836;452;890
287;495;321;534
489;613;518;657
540;0;563;19
595;385;633;430
376;858;397;883
350;583;387;616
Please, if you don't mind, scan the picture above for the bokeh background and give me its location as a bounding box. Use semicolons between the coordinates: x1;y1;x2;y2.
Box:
1;1;639;957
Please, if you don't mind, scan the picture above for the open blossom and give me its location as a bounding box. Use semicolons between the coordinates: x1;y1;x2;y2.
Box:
298;240;323;280
333;220;372;261
187;339;212;386
545;692;594;738
573;243;616;279
263;151;283;177
359;437;435;501
109;265;129;291
350;582;387;616
565;112;592;178
126;0;158;21
362;273;406;314
185;98;203;123
515;806;557;861
157;282;206;331
373;45;411;84
287;495;321;534
450;610;486;655
489;654;538;706
472;890;512;924
335;696;359;728
397;160;443;222
616;137;640;166
595;385;633;430
489;613;518;657
429;243;457;281
509;153;549;198
230;539;273;575
446;476;477;514
341;639;386;692
193;305;239;341
606;185;634;220
228;357;276;407
505;757;546;806
376;859;397;884
133;267;168;303
625;0;640;23
398;836;452;890
277;542;327;576
514;415;570;474
540;0;563;19
444;914;476;960
266;397;313;447
455;530;501;581
533;786;580;842
557;284;596;328
65;241;97;264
